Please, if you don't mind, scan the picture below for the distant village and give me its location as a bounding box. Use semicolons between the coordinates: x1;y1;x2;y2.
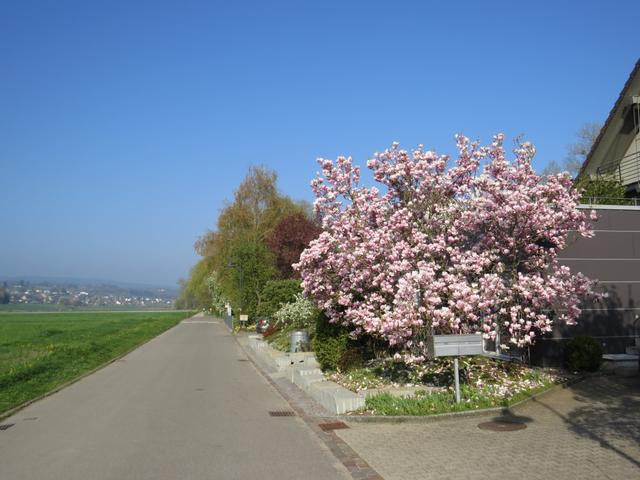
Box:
0;280;176;308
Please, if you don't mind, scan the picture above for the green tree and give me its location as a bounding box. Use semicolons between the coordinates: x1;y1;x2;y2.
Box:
206;271;227;315
225;239;277;318
175;256;216;309
181;166;308;315
576;177;629;205
257;279;302;317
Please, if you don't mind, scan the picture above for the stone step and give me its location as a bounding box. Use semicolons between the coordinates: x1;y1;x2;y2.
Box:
245;335;364;413
304;357;320;369
626;345;640;355
293;372;326;389
602;353;639;377
307;382;365;414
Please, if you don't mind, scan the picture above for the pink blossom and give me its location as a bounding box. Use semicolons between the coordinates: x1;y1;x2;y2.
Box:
294;135;597;361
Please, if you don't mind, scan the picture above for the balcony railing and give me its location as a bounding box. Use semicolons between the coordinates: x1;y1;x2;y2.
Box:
596;150;640;187
579;196;640;206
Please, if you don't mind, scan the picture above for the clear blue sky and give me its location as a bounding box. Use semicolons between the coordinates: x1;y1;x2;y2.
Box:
0;0;638;286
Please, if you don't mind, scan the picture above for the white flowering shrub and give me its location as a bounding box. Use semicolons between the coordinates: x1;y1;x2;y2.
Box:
273;293;318;330
206;271;228;315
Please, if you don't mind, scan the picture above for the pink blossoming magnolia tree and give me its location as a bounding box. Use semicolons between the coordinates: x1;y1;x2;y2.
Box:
295;134;597;362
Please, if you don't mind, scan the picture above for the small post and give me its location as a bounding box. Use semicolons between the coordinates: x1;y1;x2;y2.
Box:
453;357;461;404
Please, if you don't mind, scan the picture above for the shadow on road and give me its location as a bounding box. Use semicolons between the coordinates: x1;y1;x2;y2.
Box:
533;376;640;469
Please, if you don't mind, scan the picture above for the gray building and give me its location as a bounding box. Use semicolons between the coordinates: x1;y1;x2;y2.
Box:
533;205;640;365
578;59;640;194
533;59;640;365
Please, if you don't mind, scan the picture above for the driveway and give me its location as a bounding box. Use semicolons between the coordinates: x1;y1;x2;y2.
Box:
336;375;640;479
0;316;350;480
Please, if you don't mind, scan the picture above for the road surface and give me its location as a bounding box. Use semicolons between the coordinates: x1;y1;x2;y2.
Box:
0;316;350;480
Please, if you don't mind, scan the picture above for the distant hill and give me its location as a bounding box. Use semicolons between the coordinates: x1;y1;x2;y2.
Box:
0;276;178;294
0;277;178;308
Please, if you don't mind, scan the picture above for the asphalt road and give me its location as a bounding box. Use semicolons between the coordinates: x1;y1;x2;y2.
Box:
0;316;350;480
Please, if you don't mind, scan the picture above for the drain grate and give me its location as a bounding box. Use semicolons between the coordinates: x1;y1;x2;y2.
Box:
269;410;296;417
478;420;527;432
23;417;38;421
0;423;15;431
318;421;349;431
237;359;249;362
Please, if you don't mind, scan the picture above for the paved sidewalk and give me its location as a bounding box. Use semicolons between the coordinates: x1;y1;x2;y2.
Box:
0;316;350;480
336;375;640;480
235;331;383;479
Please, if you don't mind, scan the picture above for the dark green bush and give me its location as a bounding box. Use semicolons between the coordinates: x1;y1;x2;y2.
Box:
565;336;603;372
338;347;365;372
312;313;350;371
257;279;302;317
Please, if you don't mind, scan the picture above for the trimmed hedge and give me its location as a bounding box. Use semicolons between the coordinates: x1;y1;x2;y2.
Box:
565;336;603;372
258;279;302;318
312;313;350;371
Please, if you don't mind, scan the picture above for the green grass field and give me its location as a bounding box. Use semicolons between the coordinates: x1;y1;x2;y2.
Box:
0;304;179;312
0;311;194;415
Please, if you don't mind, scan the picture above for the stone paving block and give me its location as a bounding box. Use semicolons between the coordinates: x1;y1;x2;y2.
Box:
335;376;640;480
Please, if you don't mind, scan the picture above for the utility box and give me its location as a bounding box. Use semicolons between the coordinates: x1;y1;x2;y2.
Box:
431;334;484;357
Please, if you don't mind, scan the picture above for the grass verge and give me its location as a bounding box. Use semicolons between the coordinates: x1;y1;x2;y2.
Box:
0;311;194;415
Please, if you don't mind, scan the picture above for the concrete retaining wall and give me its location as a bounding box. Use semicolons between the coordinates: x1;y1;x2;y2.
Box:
247;336;365;414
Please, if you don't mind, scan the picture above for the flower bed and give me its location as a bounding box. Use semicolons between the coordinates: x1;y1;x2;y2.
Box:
329;356;571;416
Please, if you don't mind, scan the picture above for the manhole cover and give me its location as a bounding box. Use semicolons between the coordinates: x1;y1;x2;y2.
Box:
319;421;349;431
0;423;15;431
269;410;296;417
478;420;527;432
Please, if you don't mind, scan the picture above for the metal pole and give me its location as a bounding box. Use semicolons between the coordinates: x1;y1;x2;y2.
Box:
453;357;461;404
239;266;245;329
239;266;244;313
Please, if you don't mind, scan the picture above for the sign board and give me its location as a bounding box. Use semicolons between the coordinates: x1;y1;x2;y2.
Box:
239;314;249;322
426;333;504;404
432;334;484;357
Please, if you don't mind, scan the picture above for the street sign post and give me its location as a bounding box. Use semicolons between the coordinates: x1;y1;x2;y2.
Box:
428;334;485;404
432;334;484;357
